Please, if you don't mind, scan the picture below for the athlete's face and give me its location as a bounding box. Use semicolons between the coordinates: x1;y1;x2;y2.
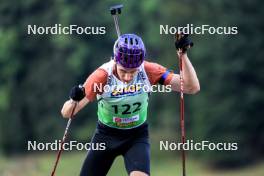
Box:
116;64;138;84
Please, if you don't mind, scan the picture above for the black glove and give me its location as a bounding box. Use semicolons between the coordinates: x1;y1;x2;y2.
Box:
69;85;85;101
175;34;194;53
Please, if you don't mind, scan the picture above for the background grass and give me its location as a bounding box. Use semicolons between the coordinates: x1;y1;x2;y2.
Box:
1;151;264;176
1;130;263;176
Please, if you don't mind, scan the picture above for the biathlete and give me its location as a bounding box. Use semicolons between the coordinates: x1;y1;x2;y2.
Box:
61;33;200;176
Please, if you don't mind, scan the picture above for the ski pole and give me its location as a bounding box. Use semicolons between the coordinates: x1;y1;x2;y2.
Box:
51;102;77;176
175;33;187;176
175;33;193;176
109;4;123;37
179;51;186;176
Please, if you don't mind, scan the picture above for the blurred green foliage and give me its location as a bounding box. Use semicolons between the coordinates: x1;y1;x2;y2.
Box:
0;0;263;169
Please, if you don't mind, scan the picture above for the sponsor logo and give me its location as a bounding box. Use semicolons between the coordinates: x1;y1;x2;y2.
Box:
113;115;140;124
111;84;142;96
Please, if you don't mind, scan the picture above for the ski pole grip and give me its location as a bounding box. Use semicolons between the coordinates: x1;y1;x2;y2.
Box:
110;4;123;15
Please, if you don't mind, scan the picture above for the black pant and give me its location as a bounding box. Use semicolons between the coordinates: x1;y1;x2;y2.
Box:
80;122;150;176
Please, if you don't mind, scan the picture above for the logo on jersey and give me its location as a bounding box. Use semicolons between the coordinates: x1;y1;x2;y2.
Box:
113;115;140;124
111;84;142;96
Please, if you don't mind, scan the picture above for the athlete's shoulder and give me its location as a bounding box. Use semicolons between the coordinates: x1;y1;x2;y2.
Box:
90;59;114;80
143;60;173;85
83;61;109;101
143;60;167;73
92;68;108;80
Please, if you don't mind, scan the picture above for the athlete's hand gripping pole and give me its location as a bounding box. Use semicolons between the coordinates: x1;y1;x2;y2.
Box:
110;4;123;37
175;33;193;176
51;85;85;176
175;33;193;53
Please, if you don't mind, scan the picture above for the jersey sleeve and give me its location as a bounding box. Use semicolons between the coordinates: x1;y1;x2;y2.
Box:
144;61;174;85
83;68;108;102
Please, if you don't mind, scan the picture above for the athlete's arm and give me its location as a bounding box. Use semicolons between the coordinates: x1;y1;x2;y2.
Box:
61;68;107;118
61;98;90;118
170;52;200;94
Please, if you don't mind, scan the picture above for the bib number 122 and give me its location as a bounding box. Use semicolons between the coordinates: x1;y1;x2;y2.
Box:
112;102;141;115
